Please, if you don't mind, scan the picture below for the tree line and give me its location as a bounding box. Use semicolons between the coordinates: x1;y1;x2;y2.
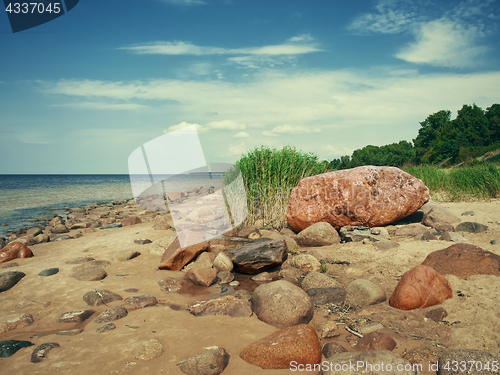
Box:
329;103;500;169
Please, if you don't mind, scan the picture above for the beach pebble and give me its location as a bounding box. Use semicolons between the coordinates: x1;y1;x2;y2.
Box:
99;223;122;229
51;224;69;234
306;287;345;305
461;210;475;216
301;272;340;291
188;295;252;317
94;306;128;323
134;339;163;361
316;321;340;338
83;289;123;306
158;277;182;292
491;239;499;245
216;271;234;284
455;222;488;233
31;342;60;363
58;310;94;323
295;222;341;247
26;227;42;237
0;271;26;292
322;342;348;359
0;313;34;334
213;252;233;272
133;239;152;245
124;295;158;309
229;280;239;287
227;238;288;274
0;340;34;358
345;279;386;309
70;266;107;281
96;322;116;333
38;268;59;276
177;347;229;375
113;250;140;261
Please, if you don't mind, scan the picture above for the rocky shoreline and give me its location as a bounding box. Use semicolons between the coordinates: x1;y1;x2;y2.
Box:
1;186;500;374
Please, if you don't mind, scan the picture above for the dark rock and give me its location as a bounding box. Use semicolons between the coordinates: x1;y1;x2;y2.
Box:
455;222;488;233
58;309;94;323
177;347;229;375
461;210;475;216
99;223;122;229
83;289;123;306
340;225;389;242
124;295;158;308
306;287;346;305
352;332;397;351
425;307;448;323
227;238;288;274
189;295;252;317
492;239;499;245
0;271;25;292
158;277;182;292
134;239;152;244
70;266;107;281
322;342;348;359
125;288;139;293
437;349;500;375
94;306;128;323
0;340;34;358
96;322;116;333
38;268;59;276
296;222;341;247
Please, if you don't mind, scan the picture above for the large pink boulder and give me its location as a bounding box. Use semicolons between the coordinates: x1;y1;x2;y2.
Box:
0;242;33;264
287;166;429;232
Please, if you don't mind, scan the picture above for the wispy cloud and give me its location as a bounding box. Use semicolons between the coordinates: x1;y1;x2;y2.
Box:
234;131;249;138
262;124;321;137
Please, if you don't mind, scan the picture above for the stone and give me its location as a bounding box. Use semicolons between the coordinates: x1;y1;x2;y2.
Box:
240;324;321;370
153;215;172;230
213;252;233;272
34;233;50;243
96;322;116;333
301;272;341;291
0;271;25;292
437;349;500;375
70;266;107;281
316;321;340;338
0;340;34;358
295;222;341;247
321;350;417;375
287;166;429;232
455;221;488;233
352;332;397;351
278;267;303;285
134;339;163;361
38;268;59;276
121;216;142;226
51;224;69;234
53;234;72;241
0;242;33;264
228;280;239;287
252;280;314;328
168;191;186;202
56;329;83;336
65;257;94;264
217;271;234;283
113;250;140;261
425;307;448;323
238;226;261;238
99;224;121;229
373;240;400;251
71;260;112;271
422;207;461;229
158;236;209;271
345;279;386;309
394;223;430;237
340;225;390;242
58;309;94;323
185;253;218;287
189;295;253;317
290;254;321;273
158;277;182;292
177;347;229;375
415;231;438;241
30;343;60;363
124;295;158;308
421;243;500;278
134;239;152;244
251;272;273;282
439;232;466;242
0;313;34;334
389;265;452;310
227;238;288;274
358;322;385;335
492;239;499;245
461;210;475;216
94;306;128;323
306;287;345;305
321;342;348;359
83;289;123;306
26;227;42;237
16;300;50;309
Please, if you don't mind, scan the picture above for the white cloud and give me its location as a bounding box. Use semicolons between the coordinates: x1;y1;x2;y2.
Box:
227;142;246;156
53;102;147;110
207;120;246;130
395;18;488;67
262;124;321;136
287;33;314;43
234;131;249;138
165;121;205;133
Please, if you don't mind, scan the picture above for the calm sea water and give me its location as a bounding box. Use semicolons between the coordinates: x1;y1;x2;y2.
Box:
0;174;221;237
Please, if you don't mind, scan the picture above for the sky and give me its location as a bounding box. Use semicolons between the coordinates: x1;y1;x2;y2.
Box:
0;0;499;174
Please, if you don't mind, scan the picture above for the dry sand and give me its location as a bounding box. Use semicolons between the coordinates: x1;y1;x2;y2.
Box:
1;199;500;374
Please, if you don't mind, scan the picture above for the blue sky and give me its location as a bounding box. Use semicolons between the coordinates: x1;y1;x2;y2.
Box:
1;0;499;174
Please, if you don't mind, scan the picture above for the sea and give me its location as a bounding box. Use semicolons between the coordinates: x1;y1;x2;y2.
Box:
0;174;224;237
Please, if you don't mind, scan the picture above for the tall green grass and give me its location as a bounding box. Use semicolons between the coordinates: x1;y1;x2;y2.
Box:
234;145;329;229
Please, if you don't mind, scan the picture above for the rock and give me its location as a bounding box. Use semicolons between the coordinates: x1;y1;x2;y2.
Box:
252;280;314;328
287;166;429;232
316;321;340;338
185;252;218;287
167;191;185;202
96;322;116;333
31;342;60;363
306;287;345;305
65;257;94;264
153;215;172;230
322;342;348;359
177;347;229;375
278;267;303;285
213;252;233;272
358;322;385;335
238;226;261;238
251;272;273;282
425;307;448;323
34;233;50;243
352;332;397;351
158;236;209;271
295;222;341;247
0;242;33;264
0;340;34;358
240;324;321;369
134;339;163;361
455;221;488;233
320;350;417;375
389;265;452;310
16;300;50;309
51;224;69;234
415;231;438;241
134;239;152;244
121;216;142;226
55;329;83;336
345;279;386;309
492;239;499;245
0;313;34;334
83;289;123;306
158;277;182;292
189;295;253;317
394;223;430;237
422;207;461;230
99;224;121;229
227;238;288;274
70;266;107;281
94;306;128;323
113;250;140;261
217;271;234;283
340;225;389;242
301;272;341;291
58;309;94;323
0;271;25;292
437;349;500;375
421;243;500;278
71;260;111;271
53;234;72;241
461;210;475;216
124;295;158;308
38;268;59;276
26;227;42;237
439;232;466;242
290;254;321;273
373;240;400;251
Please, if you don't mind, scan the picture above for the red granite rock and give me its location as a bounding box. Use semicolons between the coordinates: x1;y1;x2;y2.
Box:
158;236;209;271
421;243;500;278
121;216;142;226
240;324;321;369
287;166;429;232
389;265;452;310
0;242;33;264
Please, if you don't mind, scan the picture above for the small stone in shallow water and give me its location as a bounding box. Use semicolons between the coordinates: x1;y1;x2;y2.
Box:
229;281;239;287
96;322;116;333
0;340;34;358
83;289;123;306
94;306;128;323
30;342;60;363
491;240;499;245
58;310;94;323
38;268;59;276
124;295;158;308
461;210;475;216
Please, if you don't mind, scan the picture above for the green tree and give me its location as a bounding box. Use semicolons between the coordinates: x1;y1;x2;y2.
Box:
413;110;451;164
